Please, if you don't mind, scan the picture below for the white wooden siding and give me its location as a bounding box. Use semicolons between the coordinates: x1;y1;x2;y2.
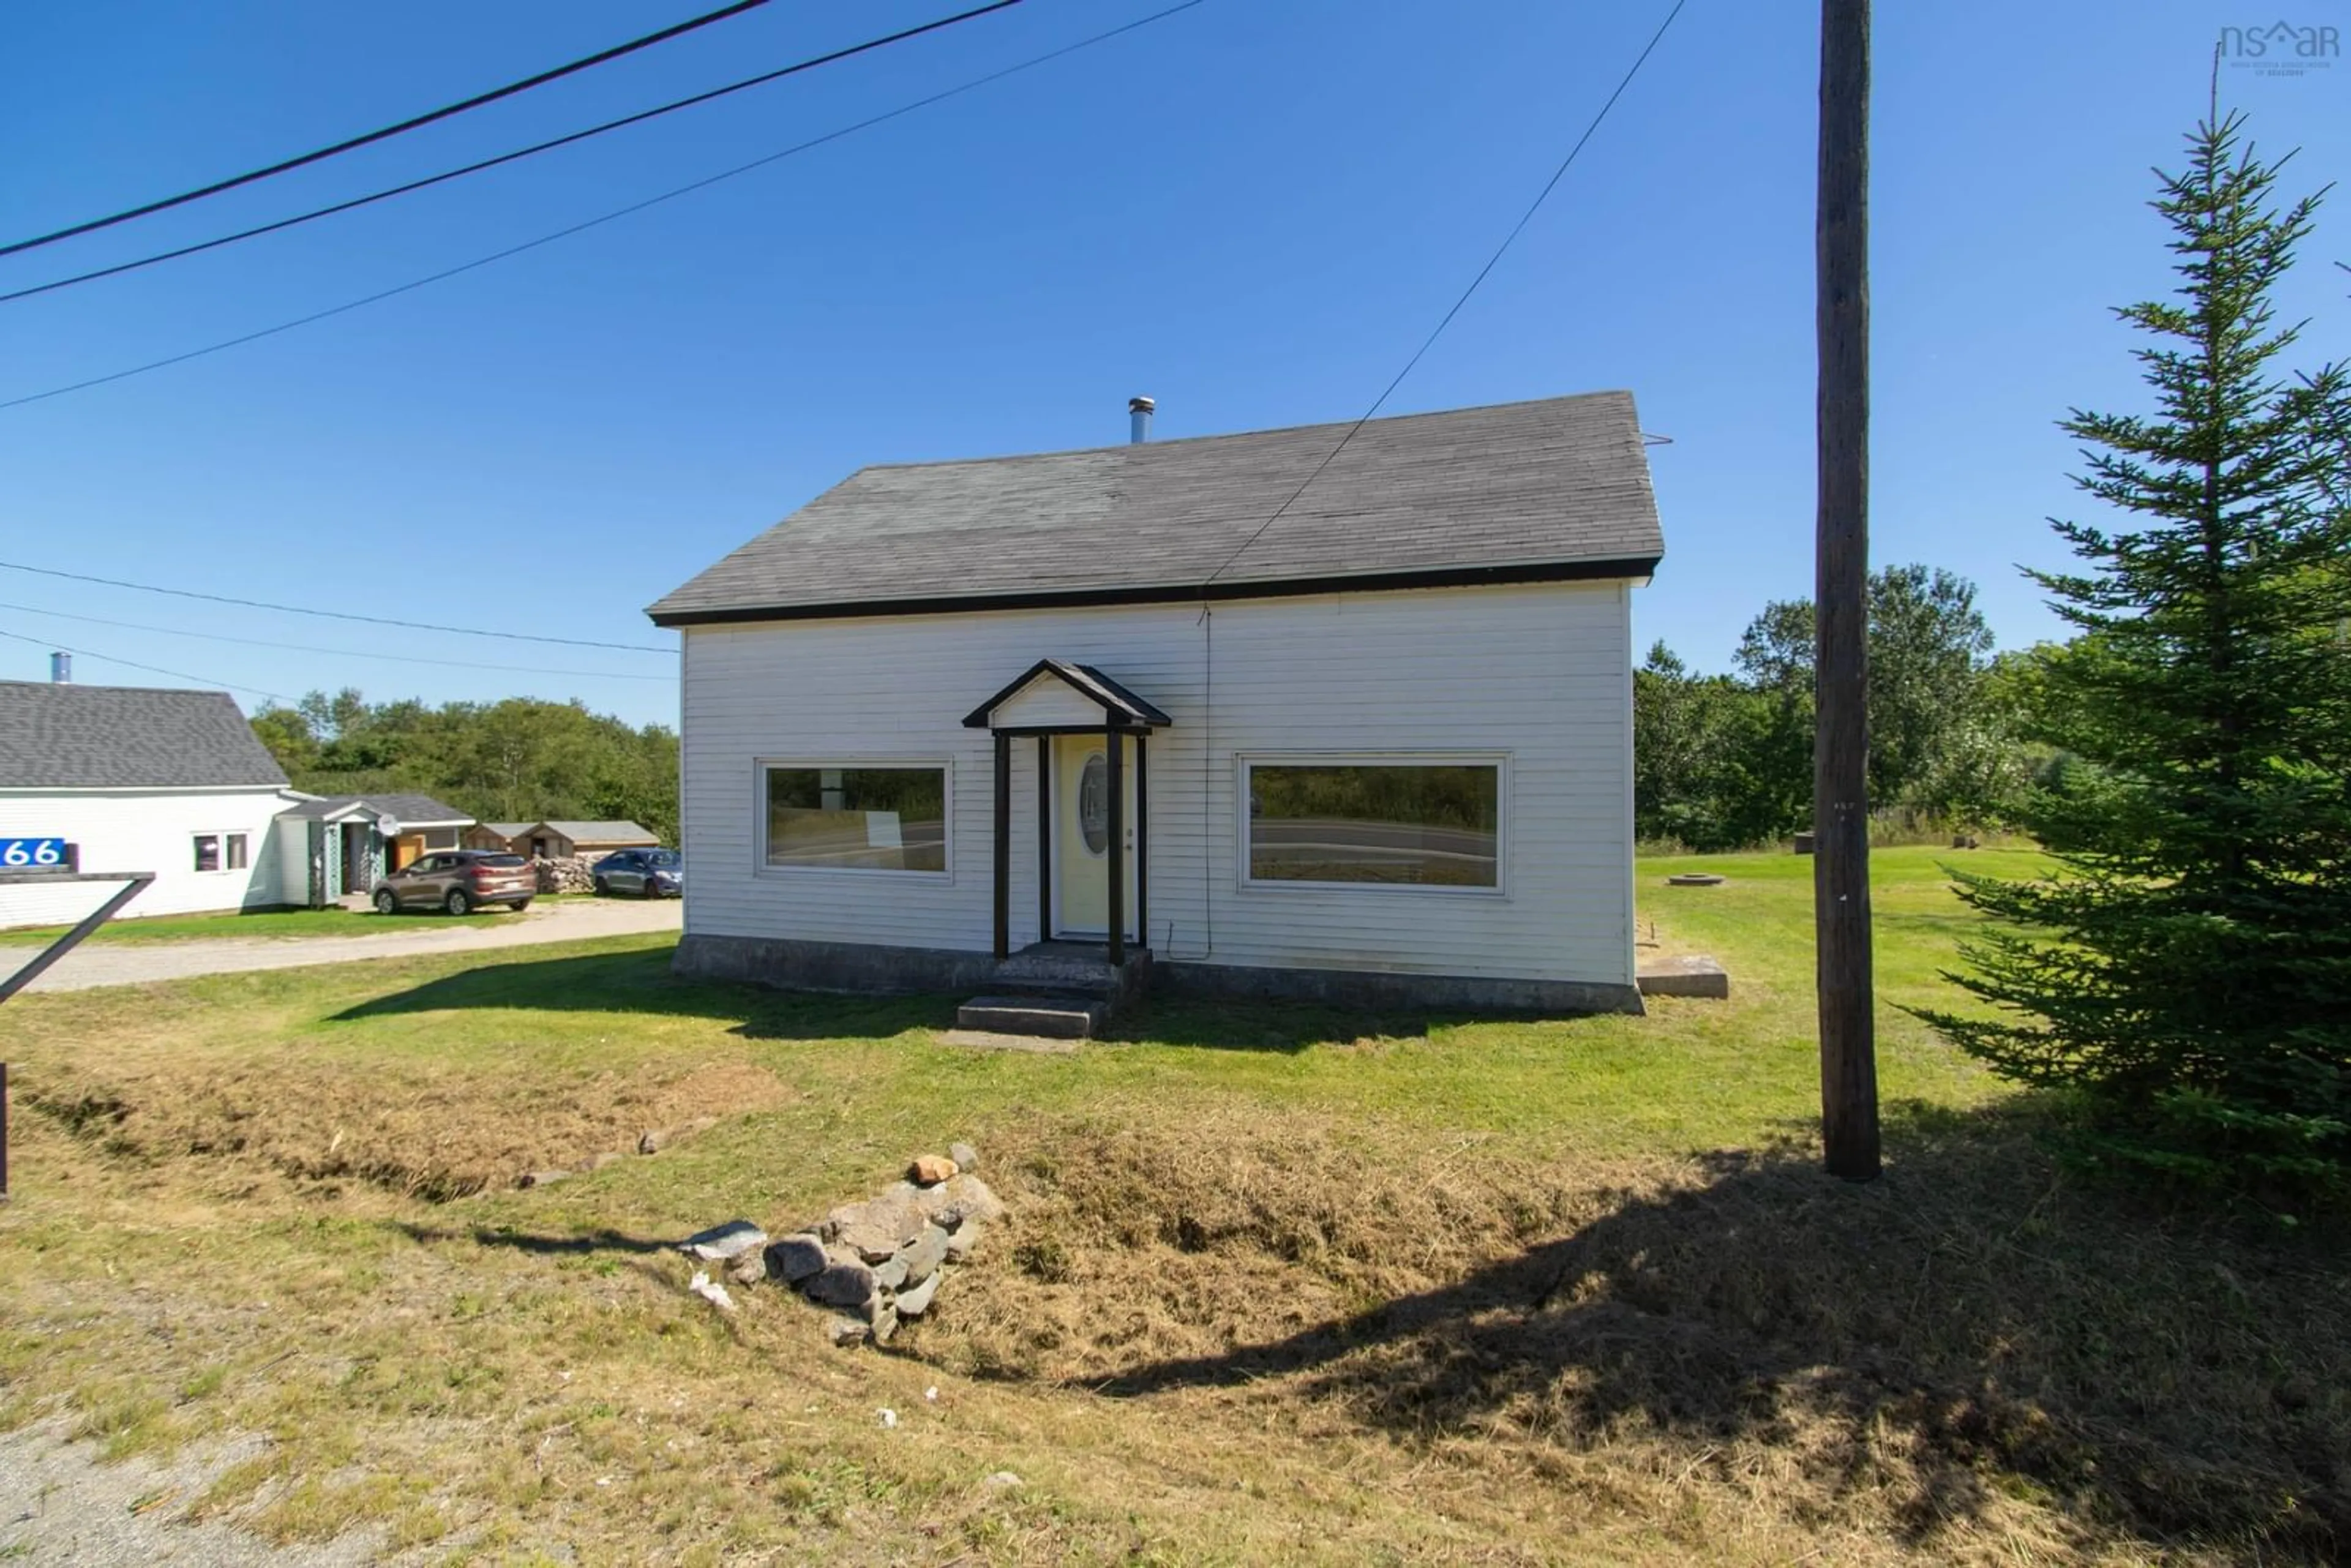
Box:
0;787;296;926
679;580;1635;986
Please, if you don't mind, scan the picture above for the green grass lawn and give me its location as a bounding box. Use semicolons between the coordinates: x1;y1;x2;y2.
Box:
0;892;591;945
0;846;2340;1566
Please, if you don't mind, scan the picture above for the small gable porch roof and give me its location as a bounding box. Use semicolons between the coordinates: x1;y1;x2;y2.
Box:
961;659;1171;732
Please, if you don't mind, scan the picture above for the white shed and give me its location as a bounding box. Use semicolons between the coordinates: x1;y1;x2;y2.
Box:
649;391;1665;1019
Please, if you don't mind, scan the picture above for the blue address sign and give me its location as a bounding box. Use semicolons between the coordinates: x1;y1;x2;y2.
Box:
0;837;70;869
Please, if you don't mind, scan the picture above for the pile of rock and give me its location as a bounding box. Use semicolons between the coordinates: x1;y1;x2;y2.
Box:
676;1142;999;1346
531;855;598;894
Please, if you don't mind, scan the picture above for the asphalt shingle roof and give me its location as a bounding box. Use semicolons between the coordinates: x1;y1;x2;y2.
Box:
0;681;288;789
276;794;473;826
539;821;658;842
648;391;1663;624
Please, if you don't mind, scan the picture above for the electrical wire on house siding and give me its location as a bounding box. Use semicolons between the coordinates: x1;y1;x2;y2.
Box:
1196;0;1687;591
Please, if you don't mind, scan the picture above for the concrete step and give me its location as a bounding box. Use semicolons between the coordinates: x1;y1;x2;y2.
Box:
954;994;1107;1040
1636;953;1730;1000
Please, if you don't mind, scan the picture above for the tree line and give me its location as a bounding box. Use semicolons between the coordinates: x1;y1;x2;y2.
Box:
1635;561;2036;851
249;689;680;846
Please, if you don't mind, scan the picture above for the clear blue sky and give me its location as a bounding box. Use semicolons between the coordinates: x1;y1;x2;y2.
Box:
2;1;2343;727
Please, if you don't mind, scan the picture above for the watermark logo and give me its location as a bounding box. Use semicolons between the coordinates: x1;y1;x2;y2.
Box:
2219;19;2339;73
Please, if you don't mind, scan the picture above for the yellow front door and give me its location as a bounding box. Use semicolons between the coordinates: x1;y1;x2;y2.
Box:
1054;733;1136;937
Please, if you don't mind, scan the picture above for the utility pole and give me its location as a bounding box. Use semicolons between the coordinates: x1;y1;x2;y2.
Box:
1815;0;1880;1181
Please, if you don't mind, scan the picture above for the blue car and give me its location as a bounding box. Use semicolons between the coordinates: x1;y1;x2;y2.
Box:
593;847;682;898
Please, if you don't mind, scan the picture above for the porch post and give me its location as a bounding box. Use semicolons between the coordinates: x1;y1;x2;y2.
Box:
1104;724;1125;966
1135;733;1149;951
1035;735;1052;943
992;730;1010;962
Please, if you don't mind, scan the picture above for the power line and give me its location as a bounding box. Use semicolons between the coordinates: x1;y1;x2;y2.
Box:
0;599;676;681
1;0;1026;304
0;560;673;653
1201;0;1687;588
0;0;778;260
0;0;1206;411
0;626;284;703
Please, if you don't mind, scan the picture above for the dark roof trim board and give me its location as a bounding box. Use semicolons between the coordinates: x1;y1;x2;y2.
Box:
659;555;1659;629
962;659;1174;730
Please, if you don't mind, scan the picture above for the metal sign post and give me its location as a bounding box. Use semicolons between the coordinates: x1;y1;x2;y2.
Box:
0;852;156;1200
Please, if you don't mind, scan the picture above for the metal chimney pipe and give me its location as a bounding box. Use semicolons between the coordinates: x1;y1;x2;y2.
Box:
1128;396;1155;445
49;652;70;684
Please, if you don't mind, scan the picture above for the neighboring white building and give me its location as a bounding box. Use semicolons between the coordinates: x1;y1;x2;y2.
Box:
0;680;298;926
0;683;482;926
649;391;1665;1017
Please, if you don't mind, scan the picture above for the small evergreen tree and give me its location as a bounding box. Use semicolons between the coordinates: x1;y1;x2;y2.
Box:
1922;111;2351;1195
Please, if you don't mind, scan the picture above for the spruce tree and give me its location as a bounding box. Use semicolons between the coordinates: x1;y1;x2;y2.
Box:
1922;111;2351;1195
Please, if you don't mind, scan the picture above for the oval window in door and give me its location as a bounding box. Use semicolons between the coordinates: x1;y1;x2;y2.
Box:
1078;751;1110;856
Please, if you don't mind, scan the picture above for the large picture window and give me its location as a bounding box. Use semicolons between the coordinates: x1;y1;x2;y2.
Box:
1244;759;1501;890
765;765;947;874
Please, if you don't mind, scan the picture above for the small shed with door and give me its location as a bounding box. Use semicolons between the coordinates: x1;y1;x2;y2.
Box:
465;820;661;860
525;820;661;860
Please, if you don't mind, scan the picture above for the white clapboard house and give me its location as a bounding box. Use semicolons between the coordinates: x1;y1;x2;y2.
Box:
649;391;1665;1021
0;678;299;925
0;678;479;926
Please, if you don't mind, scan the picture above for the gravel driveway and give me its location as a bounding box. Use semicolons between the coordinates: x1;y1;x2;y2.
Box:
13;896;682;994
0;1420;389;1566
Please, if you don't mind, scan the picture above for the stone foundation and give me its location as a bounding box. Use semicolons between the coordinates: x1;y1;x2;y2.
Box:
673;932;999;994
1155;960;1645;1018
678;931;1642;1018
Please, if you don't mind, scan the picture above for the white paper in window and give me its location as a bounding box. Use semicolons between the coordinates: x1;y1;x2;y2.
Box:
864;811;904;850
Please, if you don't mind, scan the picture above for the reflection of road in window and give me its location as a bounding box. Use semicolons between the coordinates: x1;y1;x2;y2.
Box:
763;764;948;872
1243;761;1501;888
1078;752;1109;856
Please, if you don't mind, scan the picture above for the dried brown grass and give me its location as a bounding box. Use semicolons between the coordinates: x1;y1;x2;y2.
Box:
20;1052;789;1200
910;1102;2351;1564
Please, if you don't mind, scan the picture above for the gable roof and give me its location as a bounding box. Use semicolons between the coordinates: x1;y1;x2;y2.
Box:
536;820;658;843
276;793;473;827
475;822;534;839
962;659;1172;730
648;390;1662;626
0;681;288;790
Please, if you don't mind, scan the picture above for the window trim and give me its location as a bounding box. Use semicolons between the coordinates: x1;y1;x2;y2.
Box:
1235;751;1509;898
754;757;955;882
191;829;247;875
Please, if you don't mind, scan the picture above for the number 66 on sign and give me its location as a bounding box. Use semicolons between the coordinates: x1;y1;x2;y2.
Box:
0;838;69;869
